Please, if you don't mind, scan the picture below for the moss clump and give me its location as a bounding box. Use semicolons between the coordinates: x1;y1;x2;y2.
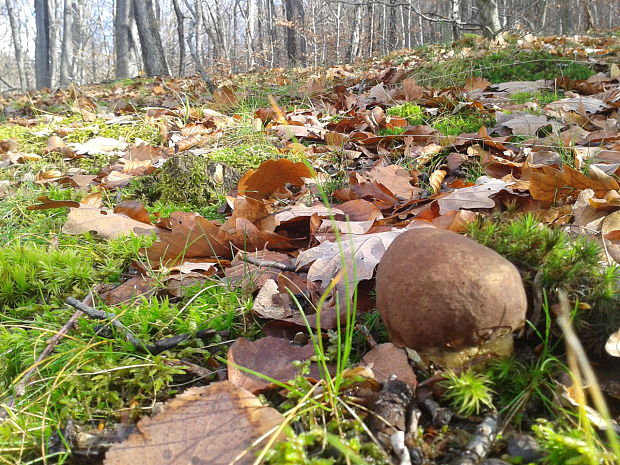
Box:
510;91;563;106
468;214;620;353
132;152;239;209
378;126;406;136
410;48;594;88
387;103;425;125
0;243;95;307
432;109;495;135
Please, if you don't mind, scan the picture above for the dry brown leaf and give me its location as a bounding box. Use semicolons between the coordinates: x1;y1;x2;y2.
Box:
252;279;294;319
363;164;419;200
295;223;435;292
228;337;318;393
212;85;239;107
144;211;232;266
237;159;313;199
463;76;491;91
63;207;157;239
530;164;620;203
361;343;417;389
437;178;508;214
100;276;157;305
110;201;151;225
429;169;446;193
605;329;620;357
104;381;283;465
27;196;80;210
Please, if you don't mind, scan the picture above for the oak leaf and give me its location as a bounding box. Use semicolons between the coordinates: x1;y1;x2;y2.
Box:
105;381;283;465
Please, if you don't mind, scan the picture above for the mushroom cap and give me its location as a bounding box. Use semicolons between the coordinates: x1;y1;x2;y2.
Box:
376;228;527;350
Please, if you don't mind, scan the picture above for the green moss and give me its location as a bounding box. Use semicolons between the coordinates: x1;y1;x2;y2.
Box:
62;117;161;146
468;214;620;353
378;126;406;136
410;48;594;88
432;109;495;135
387;103;425;125
510;91;563;105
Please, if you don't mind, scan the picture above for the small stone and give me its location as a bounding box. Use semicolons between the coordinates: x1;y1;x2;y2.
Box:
376;228;527;351
507;433;543;462
479;460;510;465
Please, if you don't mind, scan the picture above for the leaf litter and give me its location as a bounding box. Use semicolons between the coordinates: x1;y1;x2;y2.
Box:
2;31;620;465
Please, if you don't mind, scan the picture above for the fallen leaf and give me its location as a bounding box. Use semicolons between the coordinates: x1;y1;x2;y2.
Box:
69;136;128;155
437;178;508;214
237;159;313;199
361;343;417;389
228;336;319;393
530;164;619;203
144;211;232;266
295;223;435;292
429;169;446;193
252;279;294;319
27;196;79;211
363;164;419;200
63;207;157;239
605;329;620;357
544;96;607;114
105;381;283;465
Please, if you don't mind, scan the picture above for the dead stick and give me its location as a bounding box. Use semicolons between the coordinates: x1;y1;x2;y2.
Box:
66;297;150;353
451;413;499;465
241;253;297;272
7;293;98;408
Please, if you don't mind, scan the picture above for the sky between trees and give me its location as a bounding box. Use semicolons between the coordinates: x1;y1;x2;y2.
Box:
1;0;619;92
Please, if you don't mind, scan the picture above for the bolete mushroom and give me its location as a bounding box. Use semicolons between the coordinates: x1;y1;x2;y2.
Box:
376;228;527;352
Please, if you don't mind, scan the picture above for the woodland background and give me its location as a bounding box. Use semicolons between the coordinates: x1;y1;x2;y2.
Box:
1;0;620;92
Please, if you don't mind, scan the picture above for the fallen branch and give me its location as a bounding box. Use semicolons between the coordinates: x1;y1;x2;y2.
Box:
451;413;500;465
67;297;217;355
5;293;95;408
66;296;150;353
241;253;297;272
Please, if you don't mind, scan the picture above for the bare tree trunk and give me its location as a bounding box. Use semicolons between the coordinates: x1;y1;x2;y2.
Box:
35;0;52;88
580;0;595;30
172;0;186;75
285;0;305;65
132;0;170;76
59;0;74;86
452;0;462;39
246;0;257;67
5;0;27;90
345;4;361;62
114;0;138;78
475;0;502;38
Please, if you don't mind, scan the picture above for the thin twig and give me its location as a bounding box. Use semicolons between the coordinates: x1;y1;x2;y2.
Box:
451;413;500;465
241;253;297;272
66;296;150;353
7;294;93;407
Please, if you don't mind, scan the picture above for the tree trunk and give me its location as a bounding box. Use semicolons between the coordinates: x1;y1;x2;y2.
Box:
580;0;595;31
35;0;52;89
132;0;170;76
246;0;257;67
59;0;74;86
345;5;362;62
475;0;502;38
114;0;138;78
5;0;27;90
285;0;305;65
452;0;462;39
172;0;186;75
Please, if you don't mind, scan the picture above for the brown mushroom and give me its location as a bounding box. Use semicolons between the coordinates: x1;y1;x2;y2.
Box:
376;228;527;351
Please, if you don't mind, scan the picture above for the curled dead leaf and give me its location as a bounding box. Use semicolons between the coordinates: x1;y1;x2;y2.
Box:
429;169;446;193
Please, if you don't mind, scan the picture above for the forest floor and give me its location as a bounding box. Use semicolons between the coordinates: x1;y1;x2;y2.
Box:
1;30;620;465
